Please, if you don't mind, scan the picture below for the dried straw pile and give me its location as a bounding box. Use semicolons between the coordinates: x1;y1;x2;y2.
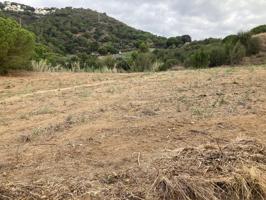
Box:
0;138;265;200
108;138;266;200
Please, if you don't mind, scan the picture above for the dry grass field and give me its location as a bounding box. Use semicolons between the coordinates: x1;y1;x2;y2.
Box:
0;66;266;199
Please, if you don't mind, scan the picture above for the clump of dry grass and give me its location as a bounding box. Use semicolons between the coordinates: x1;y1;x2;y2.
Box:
147;138;266;200
0;177;94;200
152;167;265;200
18;114;87;143
0;138;265;199
105;138;266;200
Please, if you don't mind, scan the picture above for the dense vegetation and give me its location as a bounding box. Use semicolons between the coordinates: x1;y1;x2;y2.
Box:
251;25;266;35
0;2;266;73
0;17;35;74
1;6;167;56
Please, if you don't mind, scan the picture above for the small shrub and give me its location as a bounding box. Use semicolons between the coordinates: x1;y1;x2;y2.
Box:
208;46;228;67
238;32;251;47
130;52;155;72
158;59;178;71
229;41;246;65
101;56;116;69
185;49;210;68
246;37;260;56
138;41;149;53
98;46;108;55
116;57;131;71
33;44;52;62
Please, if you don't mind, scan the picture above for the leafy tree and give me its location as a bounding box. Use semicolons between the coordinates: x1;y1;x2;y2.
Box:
33;43;52;61
138;41;149;53
223;35;239;46
181;35;192;43
0;17;35;74
153;36;167;48
166;37;183;48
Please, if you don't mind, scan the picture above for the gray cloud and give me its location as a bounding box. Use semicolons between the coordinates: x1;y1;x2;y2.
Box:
2;0;266;39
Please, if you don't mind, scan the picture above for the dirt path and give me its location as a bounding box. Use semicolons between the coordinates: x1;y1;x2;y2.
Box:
0;80;117;103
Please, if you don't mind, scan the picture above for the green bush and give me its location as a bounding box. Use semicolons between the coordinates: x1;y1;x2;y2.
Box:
0;17;35;74
185;49;210;68
138;41;149;53
33;43;52;61
229;41;246;65
116;57;131;71
101;56;116;69
208;46;228;67
98;43;118;55
158;59;178;71
131;52;155;72
246;37;260;56
238;32;251;48
166;37;183;48
181;35;192;43
98;46;109;55
82;55;102;69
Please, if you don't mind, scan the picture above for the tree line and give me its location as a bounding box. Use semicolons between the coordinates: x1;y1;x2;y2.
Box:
0;15;264;74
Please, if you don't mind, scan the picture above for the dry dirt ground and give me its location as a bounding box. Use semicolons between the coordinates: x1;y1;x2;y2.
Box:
0;66;266;199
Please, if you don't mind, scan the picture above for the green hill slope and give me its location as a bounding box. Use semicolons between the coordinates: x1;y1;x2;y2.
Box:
0;3;166;55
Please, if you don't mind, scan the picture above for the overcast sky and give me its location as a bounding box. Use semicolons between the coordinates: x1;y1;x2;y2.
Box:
2;0;266;39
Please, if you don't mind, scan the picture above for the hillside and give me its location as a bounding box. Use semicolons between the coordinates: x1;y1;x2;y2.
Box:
0;2;166;55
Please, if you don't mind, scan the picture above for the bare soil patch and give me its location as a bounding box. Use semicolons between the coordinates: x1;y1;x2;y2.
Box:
0;67;266;199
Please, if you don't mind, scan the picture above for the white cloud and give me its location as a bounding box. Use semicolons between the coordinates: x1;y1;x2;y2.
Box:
2;0;266;39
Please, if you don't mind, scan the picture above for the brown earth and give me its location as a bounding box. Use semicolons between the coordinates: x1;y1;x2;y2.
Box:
0;66;266;199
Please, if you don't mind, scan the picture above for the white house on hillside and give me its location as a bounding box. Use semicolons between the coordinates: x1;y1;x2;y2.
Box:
34;8;51;15
3;2;24;12
1;1;56;15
